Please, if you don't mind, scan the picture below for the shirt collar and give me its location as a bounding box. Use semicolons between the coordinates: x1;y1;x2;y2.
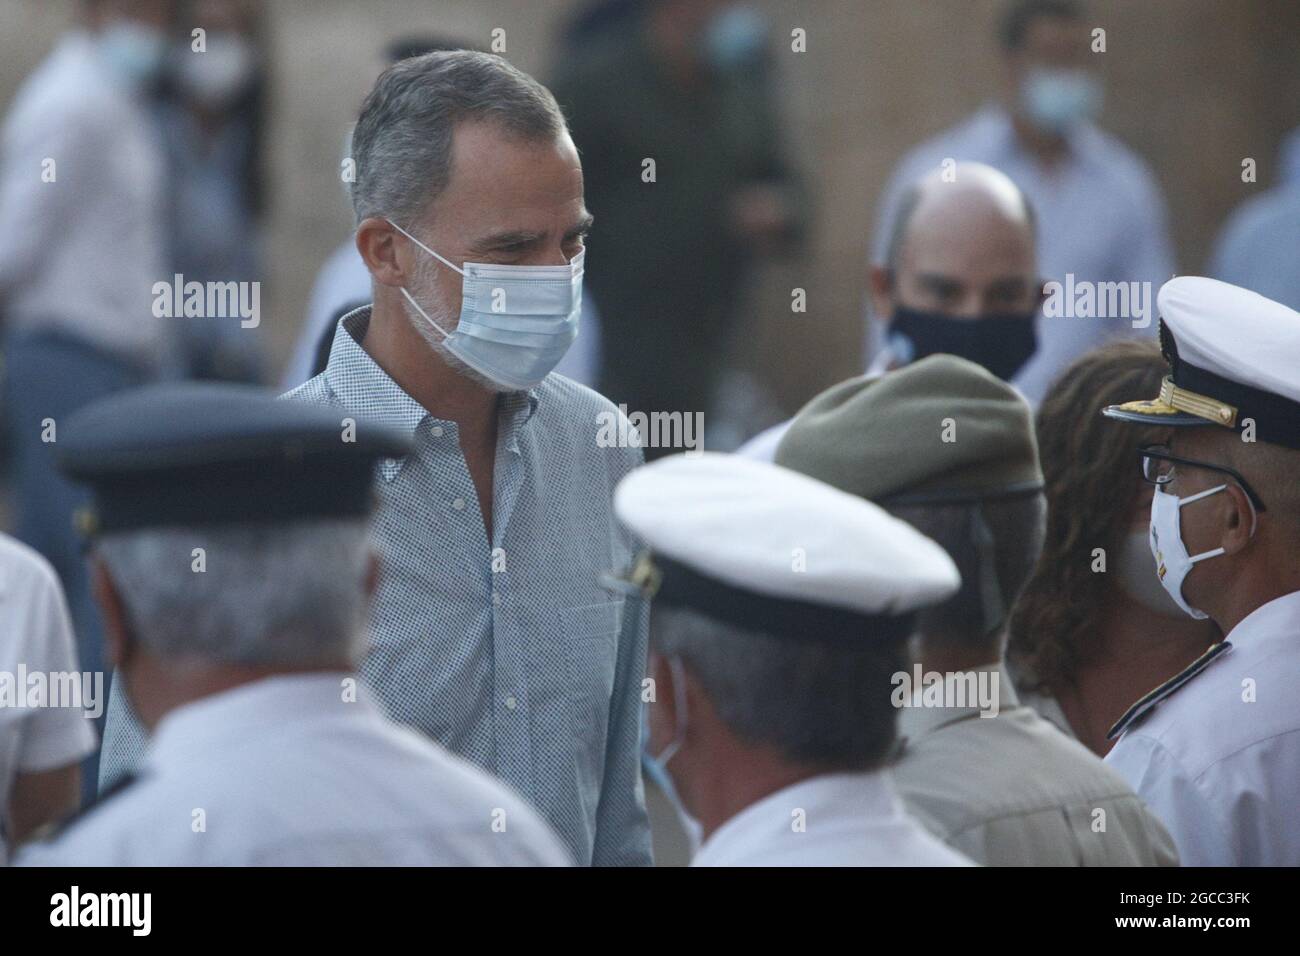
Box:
145;672;372;772
694;771;901;865
1224;589;1300;654
897;662;1021;741
323;306;541;474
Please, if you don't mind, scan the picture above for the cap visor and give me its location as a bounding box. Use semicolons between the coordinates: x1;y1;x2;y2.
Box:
1102;400;1206;427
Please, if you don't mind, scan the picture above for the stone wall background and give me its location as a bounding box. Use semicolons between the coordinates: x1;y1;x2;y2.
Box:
2;0;1296;410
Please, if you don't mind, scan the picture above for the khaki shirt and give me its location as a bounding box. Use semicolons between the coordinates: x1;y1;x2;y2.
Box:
893;666;1179;866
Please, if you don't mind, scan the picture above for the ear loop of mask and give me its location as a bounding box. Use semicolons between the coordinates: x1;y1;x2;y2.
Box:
388;220;465;341
1177;483;1239;563
653;656;690;768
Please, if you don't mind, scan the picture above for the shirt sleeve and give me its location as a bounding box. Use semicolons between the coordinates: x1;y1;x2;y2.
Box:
1105;730;1235;866
0;102;107;296
15;563;99;772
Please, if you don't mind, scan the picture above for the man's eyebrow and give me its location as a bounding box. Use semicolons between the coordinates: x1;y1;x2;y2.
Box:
565;212;596;238
468;213;595;253
914;273;964;292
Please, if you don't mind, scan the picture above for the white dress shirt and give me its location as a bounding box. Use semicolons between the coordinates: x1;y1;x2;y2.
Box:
692;771;973;867
18;673;572;866
870;105;1175;404
1105;590;1300;866
0;31;165;364
0;534;98;865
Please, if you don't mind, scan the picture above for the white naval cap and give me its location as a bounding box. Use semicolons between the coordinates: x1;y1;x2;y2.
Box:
612;452;961;641
1103;276;1300;449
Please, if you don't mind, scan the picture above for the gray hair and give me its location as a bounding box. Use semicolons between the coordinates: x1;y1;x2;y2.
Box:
650;605;907;771
96;518;372;666
349;49;568;225
886;494;1045;645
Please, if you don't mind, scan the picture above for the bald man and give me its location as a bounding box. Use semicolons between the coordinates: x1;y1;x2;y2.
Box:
740;161;1044;461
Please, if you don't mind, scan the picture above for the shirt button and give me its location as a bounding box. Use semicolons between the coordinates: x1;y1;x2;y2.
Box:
492;590;502;606
452;497;466;511
431;425;444;437
505;695;517;710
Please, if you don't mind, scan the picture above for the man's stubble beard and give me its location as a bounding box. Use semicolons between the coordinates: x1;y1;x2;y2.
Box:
401;257;510;394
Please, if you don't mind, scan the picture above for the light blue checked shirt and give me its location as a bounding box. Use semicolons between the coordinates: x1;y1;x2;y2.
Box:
97;308;651;866
287;309;651;865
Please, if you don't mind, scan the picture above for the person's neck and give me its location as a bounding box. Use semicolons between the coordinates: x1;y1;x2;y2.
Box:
688;749;826;843
1202;560;1300;638
1011;112;1070;169
129;658;352;732
914;636;1001;676
363;297;497;431
1055;593;1217;754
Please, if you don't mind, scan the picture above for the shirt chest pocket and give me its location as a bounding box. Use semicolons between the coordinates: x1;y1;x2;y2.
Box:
559;600;623;742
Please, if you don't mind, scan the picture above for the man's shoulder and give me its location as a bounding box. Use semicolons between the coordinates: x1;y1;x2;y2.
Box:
534;373;644;471
896;707;1148;822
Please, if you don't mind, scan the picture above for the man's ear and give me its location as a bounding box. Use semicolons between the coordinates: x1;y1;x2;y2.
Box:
868;265;895;321
1220;483;1257;555
91;558;131;670
355;217;408;288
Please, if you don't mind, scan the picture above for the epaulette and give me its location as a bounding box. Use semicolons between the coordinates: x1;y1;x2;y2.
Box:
1107;641;1233;741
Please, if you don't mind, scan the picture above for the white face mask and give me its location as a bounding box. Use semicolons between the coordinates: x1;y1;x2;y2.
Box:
1116;529;1185;618
389;221;582;390
176;32;255;106
1149;484;1229;620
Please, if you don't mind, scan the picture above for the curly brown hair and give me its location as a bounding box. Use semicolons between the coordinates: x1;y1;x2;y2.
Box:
1006;340;1170;692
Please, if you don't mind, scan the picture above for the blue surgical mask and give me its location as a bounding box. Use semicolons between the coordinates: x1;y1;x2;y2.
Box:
389;221;583;390
98;21;169;87
702;6;768;70
1020;66;1102;133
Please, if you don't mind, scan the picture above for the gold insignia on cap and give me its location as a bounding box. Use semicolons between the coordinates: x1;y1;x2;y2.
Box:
72;507;99;537
1158;376;1237;426
1111;376;1237;427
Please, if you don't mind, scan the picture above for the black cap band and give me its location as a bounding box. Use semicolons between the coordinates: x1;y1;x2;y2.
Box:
654;555;916;644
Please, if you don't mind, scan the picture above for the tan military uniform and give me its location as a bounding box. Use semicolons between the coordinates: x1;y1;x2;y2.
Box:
893;666;1179;866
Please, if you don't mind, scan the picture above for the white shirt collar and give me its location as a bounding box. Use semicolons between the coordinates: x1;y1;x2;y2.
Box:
692;771;903;867
145;672;371;771
1224;589;1300;653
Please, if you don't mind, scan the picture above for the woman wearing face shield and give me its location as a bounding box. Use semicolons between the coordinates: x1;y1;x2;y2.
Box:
1005;340;1219;756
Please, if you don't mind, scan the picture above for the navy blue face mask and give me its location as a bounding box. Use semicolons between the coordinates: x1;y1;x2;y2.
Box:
887;306;1039;382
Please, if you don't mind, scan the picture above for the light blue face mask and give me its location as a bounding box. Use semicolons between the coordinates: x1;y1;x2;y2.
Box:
389;221;583;390
1020;66;1102;133
97;21;169;87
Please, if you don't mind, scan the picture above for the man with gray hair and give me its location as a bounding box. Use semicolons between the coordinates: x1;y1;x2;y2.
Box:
96;50;652;866
17;383;570;866
613;452;971;866
775;355;1178;865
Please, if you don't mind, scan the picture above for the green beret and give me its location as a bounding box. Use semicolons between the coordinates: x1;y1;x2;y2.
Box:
774;354;1043;502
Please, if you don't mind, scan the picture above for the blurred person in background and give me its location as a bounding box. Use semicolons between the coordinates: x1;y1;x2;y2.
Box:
551;0;807;457
1007;341;1218;755
0;532;98;864
740;161;1044;461
158;0;267;382
0;0;174;794
871;0;1174;405
1208;127;1300;312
